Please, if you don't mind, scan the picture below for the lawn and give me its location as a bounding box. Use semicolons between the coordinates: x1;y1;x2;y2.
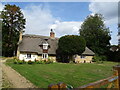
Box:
5;60;119;88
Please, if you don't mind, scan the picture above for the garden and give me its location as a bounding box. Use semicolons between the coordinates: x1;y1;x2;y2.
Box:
5;58;119;88
13;58;53;64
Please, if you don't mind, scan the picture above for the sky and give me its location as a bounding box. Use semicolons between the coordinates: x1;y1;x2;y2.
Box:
0;1;119;45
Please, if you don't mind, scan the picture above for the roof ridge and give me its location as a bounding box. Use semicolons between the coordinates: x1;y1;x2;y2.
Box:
23;34;59;39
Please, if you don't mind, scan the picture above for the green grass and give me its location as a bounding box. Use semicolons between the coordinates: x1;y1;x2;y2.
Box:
5;59;119;88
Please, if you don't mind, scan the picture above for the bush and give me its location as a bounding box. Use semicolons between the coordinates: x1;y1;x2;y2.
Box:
45;60;51;64
69;61;75;64
45;58;53;64
35;60;40;64
13;58;26;64
28;60;34;64
13;59;18;64
22;60;26;64
13;58;54;64
12;57;19;64
92;55;103;63
38;60;45;64
18;60;24;64
100;56;107;61
58;35;86;63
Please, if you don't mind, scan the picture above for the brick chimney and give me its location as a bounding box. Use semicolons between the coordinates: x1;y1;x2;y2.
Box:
50;29;55;38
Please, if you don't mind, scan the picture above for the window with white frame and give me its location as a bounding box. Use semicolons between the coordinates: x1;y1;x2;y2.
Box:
42;53;48;59
43;43;48;50
27;54;31;58
81;55;86;59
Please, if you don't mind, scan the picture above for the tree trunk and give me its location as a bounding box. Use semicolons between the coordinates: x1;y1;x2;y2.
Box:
69;55;75;62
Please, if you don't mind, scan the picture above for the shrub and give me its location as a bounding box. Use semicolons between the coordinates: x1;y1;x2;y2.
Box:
45;61;50;64
22;60;26;64
45;58;53;64
69;61;75;64
28;60;34;64
13;59;18;64
92;55;103;63
34;59;37;62
39;60;45;64
57;35;86;63
35;60;44;64
100;56;107;61
35;60;40;64
13;57;19;64
18;60;24;64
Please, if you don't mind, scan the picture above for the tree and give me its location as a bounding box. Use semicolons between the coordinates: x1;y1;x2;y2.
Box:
57;35;86;63
0;12;2;56
79;14;111;55
1;4;26;57
107;45;120;62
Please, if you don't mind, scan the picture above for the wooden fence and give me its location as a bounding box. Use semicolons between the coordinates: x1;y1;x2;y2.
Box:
48;65;120;89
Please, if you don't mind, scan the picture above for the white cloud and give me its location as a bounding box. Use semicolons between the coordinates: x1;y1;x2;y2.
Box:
89;2;118;45
49;21;82;37
89;2;118;25
22;4;56;36
0;3;4;11
22;4;82;37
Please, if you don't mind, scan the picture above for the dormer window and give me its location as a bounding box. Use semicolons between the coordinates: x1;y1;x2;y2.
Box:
43;42;49;50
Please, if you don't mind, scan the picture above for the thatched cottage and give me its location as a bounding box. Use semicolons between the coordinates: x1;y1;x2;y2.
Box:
17;30;95;63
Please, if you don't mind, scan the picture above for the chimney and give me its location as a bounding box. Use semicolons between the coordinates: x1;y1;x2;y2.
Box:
50;29;55;38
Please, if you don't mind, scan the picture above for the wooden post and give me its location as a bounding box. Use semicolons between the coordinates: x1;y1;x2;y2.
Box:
48;84;59;90
57;82;67;90
48;82;67;90
113;65;120;89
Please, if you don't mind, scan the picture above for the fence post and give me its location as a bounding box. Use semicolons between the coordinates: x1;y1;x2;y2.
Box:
113;65;120;89
48;84;59;90
48;82;67;90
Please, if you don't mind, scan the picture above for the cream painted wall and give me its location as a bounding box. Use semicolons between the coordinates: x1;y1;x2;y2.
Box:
19;53;56;62
19;53;93;63
19;53;38;61
75;55;94;63
49;56;56;62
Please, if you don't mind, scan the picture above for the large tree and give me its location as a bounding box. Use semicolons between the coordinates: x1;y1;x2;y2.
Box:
57;35;86;63
0;12;2;56
1;4;26;57
79;14;111;55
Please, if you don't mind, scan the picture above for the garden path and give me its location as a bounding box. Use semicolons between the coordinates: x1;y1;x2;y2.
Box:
1;59;36;88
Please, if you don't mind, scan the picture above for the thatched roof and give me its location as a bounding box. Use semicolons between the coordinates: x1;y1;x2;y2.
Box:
19;34;59;55
82;47;95;56
18;34;95;55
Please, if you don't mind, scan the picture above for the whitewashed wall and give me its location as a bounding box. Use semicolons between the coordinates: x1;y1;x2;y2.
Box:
75;55;93;63
19;53;38;61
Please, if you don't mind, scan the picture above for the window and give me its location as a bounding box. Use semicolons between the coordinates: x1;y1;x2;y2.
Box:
43;43;48;50
81;55;86;59
42;53;48;59
27;54;31;58
43;45;48;49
